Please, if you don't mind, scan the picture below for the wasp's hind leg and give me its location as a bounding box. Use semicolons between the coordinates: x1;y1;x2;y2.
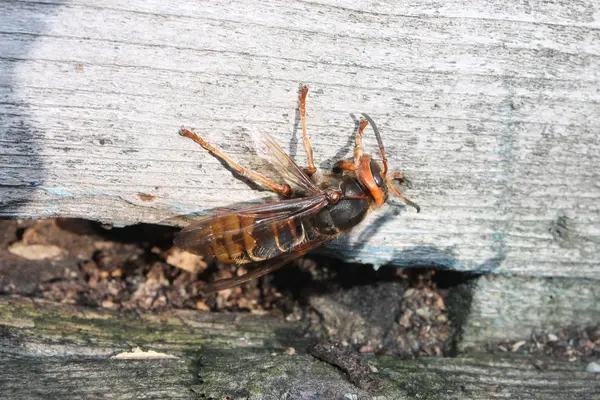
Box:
180;127;291;196
298;85;317;176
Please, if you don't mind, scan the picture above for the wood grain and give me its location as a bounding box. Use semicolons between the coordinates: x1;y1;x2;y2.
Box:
2;296;599;399
1;0;599;277
450;275;600;350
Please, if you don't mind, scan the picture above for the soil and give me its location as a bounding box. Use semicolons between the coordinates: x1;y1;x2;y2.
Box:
1;218;598;363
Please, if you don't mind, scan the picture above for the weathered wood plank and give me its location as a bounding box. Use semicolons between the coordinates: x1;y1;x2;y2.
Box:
1;0;599;277
2;296;599;399
449;275;600;351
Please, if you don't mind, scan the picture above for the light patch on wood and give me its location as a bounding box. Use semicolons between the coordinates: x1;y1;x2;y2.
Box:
110;347;179;360
0;316;36;329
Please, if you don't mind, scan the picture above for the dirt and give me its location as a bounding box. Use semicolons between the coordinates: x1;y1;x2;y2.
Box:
0;218;598;363
491;326;600;365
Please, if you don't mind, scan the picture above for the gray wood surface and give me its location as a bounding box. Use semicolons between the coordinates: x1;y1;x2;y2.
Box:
2;296;599;400
450;275;600;350
1;0;599;277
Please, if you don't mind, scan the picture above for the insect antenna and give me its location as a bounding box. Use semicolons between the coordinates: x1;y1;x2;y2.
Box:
361;113;420;213
361;113;388;176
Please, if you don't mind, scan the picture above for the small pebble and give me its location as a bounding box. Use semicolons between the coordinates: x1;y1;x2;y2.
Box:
511;340;526;352
585;360;600;373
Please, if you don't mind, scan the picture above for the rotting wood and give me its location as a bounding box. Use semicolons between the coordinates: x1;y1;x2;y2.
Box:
1;1;599;278
1;296;599;400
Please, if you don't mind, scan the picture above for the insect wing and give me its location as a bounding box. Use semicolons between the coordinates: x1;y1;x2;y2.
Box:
251;129;320;195
173;195;330;264
201;252;300;293
201;234;335;293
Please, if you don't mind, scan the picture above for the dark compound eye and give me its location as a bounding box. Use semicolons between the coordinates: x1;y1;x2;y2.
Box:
370;160;384;187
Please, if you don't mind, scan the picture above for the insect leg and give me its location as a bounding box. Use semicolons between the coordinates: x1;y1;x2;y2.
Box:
390;171;414;189
353;119;369;165
332;159;357;173
180;127;291;196
332;119;369;173
389;171;405;180
387;175;420;213
299;85;317;176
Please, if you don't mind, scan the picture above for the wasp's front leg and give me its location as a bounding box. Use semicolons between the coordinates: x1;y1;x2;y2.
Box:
387;172;420;212
331;118;370;174
353;118;369;165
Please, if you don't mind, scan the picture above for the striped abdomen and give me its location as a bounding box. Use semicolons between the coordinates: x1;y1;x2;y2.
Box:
174;177;371;264
183;213;310;264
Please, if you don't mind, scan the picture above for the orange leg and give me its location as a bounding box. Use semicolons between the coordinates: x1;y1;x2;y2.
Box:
298;86;317;176
333;159;357;173
332;119;370;173
390;171;415;189
387;175;420;212
389;171;406;183
180;127;291;196
353;119;369;165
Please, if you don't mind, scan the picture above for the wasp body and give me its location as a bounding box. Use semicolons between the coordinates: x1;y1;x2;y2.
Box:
175;87;418;292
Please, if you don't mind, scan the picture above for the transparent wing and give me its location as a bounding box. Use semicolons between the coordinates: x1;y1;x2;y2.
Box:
251;129;320;195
